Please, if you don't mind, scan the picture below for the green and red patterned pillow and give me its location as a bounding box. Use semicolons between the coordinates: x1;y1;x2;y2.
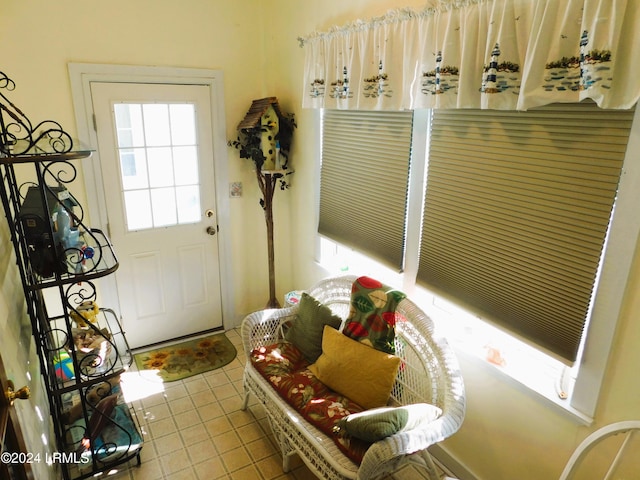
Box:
342;276;406;354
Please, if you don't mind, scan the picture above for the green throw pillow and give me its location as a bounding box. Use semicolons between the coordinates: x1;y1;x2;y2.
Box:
336;403;442;443
285;292;343;363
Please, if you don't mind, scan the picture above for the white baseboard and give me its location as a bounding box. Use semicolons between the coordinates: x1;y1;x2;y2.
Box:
430;444;480;480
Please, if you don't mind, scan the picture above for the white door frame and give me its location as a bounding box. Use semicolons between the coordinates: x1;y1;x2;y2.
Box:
68;63;235;330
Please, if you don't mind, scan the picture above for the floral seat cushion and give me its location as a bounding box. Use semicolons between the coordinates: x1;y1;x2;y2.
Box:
250;341;372;464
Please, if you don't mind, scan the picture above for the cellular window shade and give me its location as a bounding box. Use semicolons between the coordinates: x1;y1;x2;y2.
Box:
319;110;413;269
417;101;634;363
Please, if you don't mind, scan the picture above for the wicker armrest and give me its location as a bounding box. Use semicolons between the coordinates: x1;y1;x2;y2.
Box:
359;406;465;479
240;306;298;357
358;337;465;479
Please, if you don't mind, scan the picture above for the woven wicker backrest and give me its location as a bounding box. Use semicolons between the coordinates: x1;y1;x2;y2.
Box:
307;275;458;412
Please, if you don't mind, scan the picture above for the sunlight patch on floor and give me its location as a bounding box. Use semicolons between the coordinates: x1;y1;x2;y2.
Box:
119;370;164;403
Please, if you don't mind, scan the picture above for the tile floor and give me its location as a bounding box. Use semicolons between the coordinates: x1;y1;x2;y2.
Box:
99;328;452;480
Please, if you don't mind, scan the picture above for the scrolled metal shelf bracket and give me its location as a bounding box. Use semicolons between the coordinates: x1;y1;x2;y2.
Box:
0;71;74;156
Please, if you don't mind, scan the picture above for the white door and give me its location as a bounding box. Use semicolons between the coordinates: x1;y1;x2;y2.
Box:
91;82;223;348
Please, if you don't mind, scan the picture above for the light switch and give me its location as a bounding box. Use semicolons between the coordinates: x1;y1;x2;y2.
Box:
230;182;242;197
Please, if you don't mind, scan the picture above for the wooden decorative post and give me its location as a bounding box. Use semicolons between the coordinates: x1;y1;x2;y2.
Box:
230;97;296;309
257;170;281;308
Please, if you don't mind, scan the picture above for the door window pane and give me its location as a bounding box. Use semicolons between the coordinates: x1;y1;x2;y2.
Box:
176;186;200;223
114;104;144;148
147;147;174;188
143;104;171;147
119;148;148;190
173;146;199;186
151;187;178;227
170;104;196;145
124;190;152;230
113;102;202;231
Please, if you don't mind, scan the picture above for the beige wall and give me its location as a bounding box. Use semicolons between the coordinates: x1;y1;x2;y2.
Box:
1;1;639;479
0;0;290;317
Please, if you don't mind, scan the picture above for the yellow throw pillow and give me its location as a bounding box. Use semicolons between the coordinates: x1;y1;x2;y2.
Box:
308;326;401;409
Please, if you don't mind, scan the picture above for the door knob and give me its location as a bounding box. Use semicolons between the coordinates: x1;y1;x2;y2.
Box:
206;226;217;236
5;380;30;406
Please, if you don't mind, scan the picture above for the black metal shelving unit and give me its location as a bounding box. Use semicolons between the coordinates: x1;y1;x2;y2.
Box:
0;71;143;479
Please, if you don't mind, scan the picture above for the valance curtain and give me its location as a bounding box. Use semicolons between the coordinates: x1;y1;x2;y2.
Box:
300;0;640;111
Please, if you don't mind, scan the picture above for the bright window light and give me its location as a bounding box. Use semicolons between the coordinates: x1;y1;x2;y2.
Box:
318;236;576;407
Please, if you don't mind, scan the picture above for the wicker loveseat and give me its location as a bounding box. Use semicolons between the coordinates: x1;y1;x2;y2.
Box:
240;275;465;480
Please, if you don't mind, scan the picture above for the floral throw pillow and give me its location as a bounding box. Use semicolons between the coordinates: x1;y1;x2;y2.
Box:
342;276;406;354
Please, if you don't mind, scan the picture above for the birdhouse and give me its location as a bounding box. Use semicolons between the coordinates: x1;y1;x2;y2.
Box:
237;97;284;170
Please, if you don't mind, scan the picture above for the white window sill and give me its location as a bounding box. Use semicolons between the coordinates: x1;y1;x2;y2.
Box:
415;292;594;426
452;343;593;425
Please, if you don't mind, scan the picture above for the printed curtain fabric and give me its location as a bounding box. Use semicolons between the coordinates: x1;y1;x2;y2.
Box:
300;0;640;111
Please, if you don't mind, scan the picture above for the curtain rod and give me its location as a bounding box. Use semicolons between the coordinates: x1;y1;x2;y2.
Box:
297;0;487;47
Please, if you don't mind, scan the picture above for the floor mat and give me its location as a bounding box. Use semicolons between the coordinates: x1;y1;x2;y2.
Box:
133;332;236;382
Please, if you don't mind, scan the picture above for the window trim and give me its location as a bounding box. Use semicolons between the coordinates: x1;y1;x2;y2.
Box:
569;104;640;417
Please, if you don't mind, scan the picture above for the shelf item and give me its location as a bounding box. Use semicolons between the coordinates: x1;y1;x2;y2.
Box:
32;228;118;288
13;179;118;288
44;300;133;392
284;290;304;307
1;71;143;479
60;384;143;478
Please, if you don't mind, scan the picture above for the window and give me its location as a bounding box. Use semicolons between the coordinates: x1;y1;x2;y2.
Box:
319;103;638;419
319;110;413;269
418;103;632;364
113;103;201;231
